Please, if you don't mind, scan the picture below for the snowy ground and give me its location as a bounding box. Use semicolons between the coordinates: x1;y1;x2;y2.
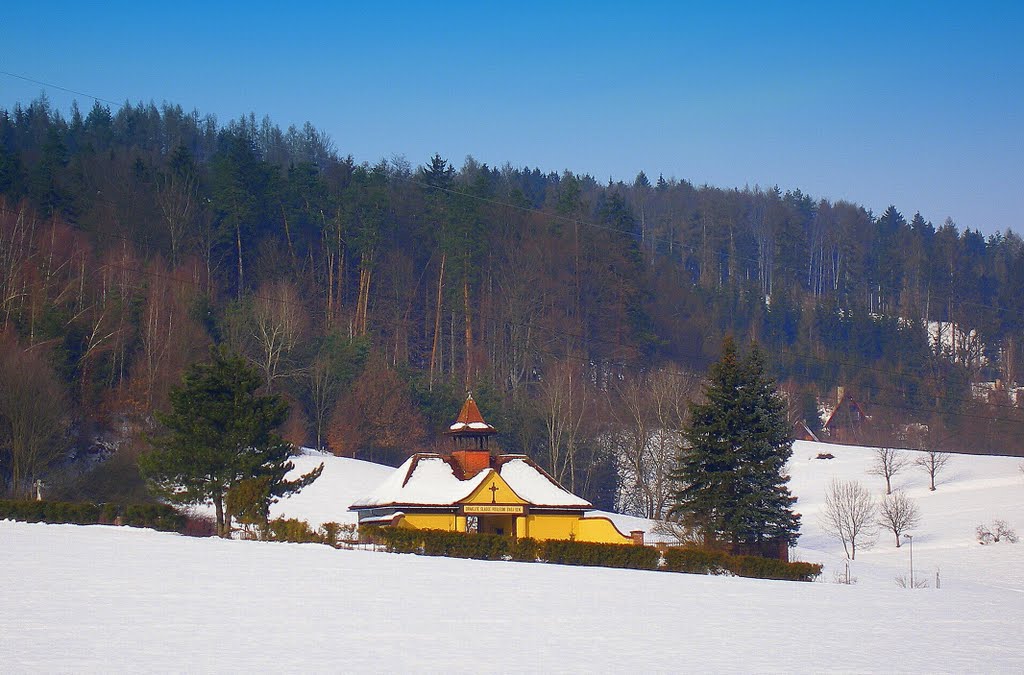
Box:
787;440;1024;592
3;440;1023;673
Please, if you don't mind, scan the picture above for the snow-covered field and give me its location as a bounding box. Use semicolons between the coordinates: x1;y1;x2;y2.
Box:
3;440;1023;673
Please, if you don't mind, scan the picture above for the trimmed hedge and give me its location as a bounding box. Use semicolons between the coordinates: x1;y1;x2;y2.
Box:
664;546;822;582
363;526;540;562
541;538;660;570
0;499;185;532
663;546;731;575
363;527;821;581
729;555;822;582
363;527;660;570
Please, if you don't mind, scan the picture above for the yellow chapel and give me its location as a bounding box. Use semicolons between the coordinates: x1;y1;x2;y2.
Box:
349;394;639;545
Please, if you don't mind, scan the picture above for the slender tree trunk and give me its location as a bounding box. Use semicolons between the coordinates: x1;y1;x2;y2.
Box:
463;277;473;390
235;220;244;300
280;204;298;271
214;492;226;538
356;262;372;336
429;253;445;390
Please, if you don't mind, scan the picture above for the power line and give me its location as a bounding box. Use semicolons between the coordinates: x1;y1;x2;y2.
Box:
1;76;1023;418
0;70;122;108
3;67;1021;323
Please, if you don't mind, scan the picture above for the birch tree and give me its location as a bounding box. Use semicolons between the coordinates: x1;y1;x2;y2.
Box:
540;359;589;489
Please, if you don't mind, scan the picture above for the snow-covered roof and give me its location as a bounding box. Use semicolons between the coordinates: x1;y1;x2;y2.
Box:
350;455;491;508
448;421;494;431
497;456;591;508
349;453;592;510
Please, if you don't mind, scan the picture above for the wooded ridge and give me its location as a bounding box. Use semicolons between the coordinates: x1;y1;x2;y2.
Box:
1;97;1022;510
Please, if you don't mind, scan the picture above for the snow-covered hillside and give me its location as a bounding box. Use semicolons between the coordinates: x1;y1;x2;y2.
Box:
788;440;1024;591
3;441;1023;672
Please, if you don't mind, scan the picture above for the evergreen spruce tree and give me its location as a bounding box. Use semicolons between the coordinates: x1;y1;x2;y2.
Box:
139;347;322;537
669;337;800;547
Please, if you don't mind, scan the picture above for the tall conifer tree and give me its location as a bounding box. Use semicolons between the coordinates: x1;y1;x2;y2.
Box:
139;347;322;537
669;337;800;546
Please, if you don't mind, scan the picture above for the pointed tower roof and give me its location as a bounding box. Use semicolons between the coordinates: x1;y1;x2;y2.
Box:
447;392;496;434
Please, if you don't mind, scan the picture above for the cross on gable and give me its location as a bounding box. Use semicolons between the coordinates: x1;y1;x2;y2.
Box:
489;482;499;504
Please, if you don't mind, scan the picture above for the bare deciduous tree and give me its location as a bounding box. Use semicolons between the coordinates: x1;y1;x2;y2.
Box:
131;260;208;416
155;152;198;266
869;447;909;494
539;359;589;490
0;337;69;497
611;369;696;519
820;479;878;560
914;450;951;491
878;490;921;546
251;280;307;391
307;355;341;453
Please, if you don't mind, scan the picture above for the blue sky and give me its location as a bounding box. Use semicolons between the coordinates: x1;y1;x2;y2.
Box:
2;1;1021;234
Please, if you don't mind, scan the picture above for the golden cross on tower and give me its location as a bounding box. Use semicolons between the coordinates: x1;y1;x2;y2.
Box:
489;482;499;504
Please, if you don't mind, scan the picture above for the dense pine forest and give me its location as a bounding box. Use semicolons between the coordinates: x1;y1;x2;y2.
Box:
1;96;1022;512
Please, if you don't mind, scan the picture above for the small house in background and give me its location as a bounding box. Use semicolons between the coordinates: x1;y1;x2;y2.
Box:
822;387;870;444
349;394;638;545
792;420;820;443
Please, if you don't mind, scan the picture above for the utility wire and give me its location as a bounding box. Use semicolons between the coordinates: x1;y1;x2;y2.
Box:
0;70;123;108
1;75;1023;420
3;67;1021;321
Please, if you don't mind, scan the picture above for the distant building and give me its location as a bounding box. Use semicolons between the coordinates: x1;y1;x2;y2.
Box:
822;387;869;444
792;420;820;443
349;394;637;545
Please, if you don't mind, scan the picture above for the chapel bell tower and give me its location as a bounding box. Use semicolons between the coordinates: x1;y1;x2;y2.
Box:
446;393;496;478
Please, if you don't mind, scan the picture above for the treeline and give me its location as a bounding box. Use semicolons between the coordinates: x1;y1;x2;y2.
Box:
1;96;1023;509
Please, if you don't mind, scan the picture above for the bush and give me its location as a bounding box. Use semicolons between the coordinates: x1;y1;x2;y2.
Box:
360;526;820;580
729;555;822;582
993;519;1018;544
362;526;539;561
121;503;186;531
225;477;271;528
321;522;341;547
663;547;730;575
978;520;1018;544
319;522;358;547
182;515;217;537
363;527;658;569
663;545;821;581
265;517;321;543
0;499;185;532
541;539;660;570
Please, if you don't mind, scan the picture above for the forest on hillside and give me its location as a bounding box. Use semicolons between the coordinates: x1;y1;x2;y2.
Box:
1;96;1023;513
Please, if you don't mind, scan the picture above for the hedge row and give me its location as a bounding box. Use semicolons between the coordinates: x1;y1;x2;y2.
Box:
363;526;541;561
542;538;660;570
363;527;820;581
0;499;186;532
663;546;822;581
662;546;732;575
